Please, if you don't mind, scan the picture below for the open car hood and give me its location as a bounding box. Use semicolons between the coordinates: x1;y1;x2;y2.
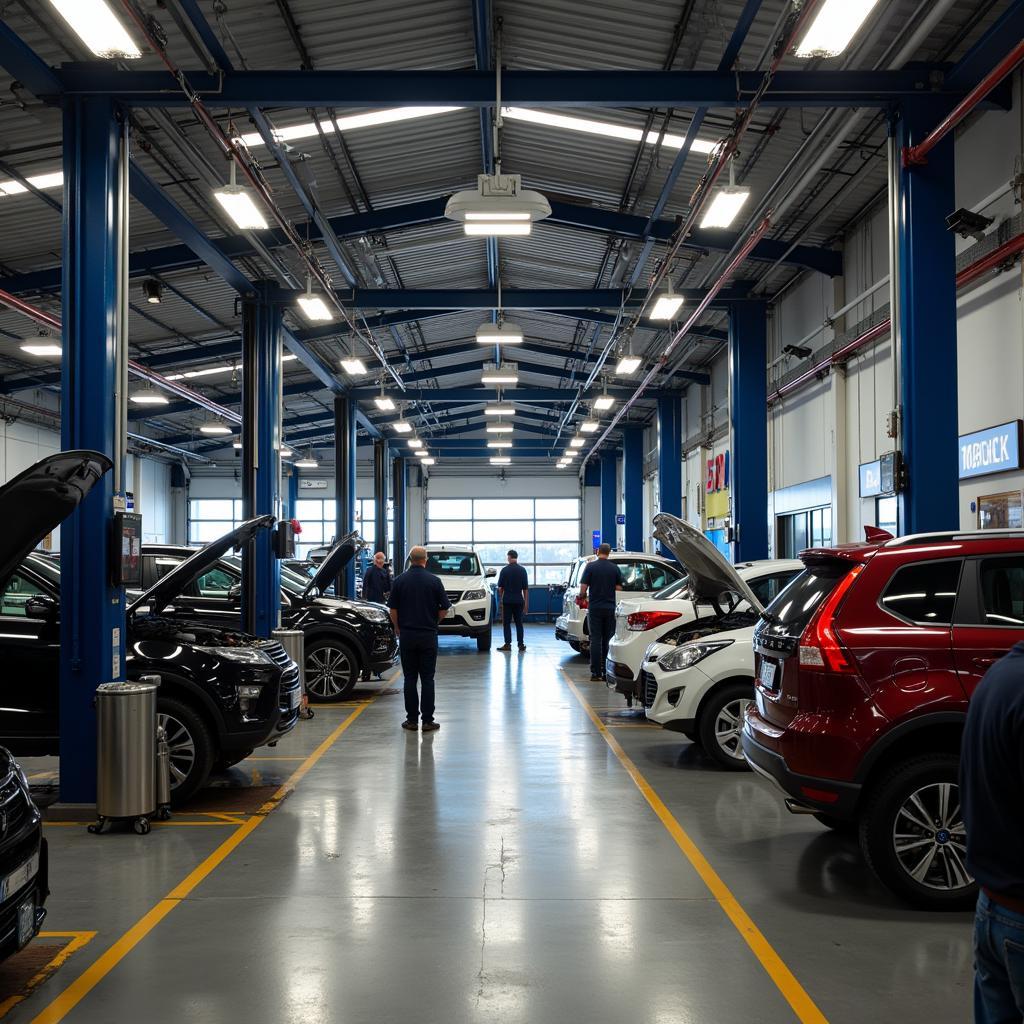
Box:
652;513;764;614
304;531;360;598
0;450;112;589
128;514;275;616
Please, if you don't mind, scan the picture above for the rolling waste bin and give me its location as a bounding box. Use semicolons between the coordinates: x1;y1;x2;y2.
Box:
272;628;312;719
89;677;159;835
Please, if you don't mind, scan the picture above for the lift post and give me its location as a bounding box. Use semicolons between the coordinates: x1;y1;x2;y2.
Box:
622;428;644;552
59;96;128;804
656;397;682;558
334;396;357;596
373;439;389;559
729;300;769;561
391;455;406;570
240;283;282;636
600;448;618;549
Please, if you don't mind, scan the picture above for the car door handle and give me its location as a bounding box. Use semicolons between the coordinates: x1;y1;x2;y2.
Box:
972;656;1000;671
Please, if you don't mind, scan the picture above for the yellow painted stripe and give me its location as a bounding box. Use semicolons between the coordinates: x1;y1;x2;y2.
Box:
559;668;829;1024
29;673;391;1024
0;932;96;1019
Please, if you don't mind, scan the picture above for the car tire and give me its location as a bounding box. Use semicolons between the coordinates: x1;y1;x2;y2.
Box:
813;813;857;834
477;633;492;652
304;638;359;702
697;682;751;771
157;696;214;807
568;639;581;653
215;749;253;772
858;753;975;910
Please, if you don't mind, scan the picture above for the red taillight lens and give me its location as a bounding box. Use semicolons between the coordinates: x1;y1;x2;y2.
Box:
576;595;588;609
798;564;863;673
627;610;682;632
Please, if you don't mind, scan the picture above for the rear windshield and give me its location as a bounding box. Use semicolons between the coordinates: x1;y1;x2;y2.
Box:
654;575;691;600
419;552;482;576
763;561;851;633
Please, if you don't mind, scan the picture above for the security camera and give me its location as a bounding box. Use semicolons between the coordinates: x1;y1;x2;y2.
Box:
783;344;813;359
946;208;993;243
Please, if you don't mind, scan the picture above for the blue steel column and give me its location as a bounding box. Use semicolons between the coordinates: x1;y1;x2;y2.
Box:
729;301;769;561
284;468;298;522
622;427;644;551
59;97;126;803
391;454;406;569
657;397;682;557
241;284;282;636
600;448;618;548
894;105;960;533
334;396;357;596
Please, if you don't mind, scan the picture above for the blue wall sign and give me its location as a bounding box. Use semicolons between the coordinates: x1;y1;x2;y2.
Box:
959;421;1023;480
859;460;882;497
592;529;601;551
615;514;625;525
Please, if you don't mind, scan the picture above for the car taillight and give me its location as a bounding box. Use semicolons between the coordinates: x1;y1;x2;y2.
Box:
627;611;682;632
576;595;588;609
798;564;864;672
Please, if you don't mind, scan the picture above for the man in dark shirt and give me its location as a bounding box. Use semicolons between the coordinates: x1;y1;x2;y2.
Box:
362;551;391;604
579;543;622;681
496;550;530;652
962;641;1024;1022
388;546;451;732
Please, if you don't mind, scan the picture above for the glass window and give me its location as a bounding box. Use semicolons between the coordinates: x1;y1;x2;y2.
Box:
536;499;580;519
474;498;533;519
535;542;578;564
473;521;534;543
421;551;482;576
766;562;851;633
1;572;45;616
536;565;571;585
196;566;238;598
979;557;1024;627
296;499;326;520
429;522;472;543
978;492;1024;530
617;560;652;592
644;562;679;591
299;523;324;544
428;499;472;519
748;571;800;608
535;520;579;541
877;496;898;534
880;561;963;625
191;520;233;543
193;499;235;520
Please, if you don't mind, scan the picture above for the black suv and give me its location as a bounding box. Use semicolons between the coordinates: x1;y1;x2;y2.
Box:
139;531;398;701
2;504;301;804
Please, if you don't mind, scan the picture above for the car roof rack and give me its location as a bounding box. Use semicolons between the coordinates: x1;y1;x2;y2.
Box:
884;529;1024;547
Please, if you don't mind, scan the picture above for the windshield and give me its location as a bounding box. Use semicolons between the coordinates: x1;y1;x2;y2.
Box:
764;562;850;633
420;551;482;576
26;553;60;585
222;553;308;596
653;575;692;601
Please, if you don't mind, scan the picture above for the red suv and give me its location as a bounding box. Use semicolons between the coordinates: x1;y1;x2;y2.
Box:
743;529;1024;910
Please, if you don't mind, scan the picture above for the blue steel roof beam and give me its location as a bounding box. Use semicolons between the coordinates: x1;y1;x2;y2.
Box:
349;386;679;402
54;69;974;109
0;21;61;98
338;287;748;309
946;0;1024;92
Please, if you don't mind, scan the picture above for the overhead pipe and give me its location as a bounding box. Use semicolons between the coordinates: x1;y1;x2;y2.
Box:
904;38;1024;167
768;229;1024;404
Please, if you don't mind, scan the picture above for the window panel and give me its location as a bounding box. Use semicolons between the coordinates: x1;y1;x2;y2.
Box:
535;520;579;542
429;499;472;519
2;572;45;616
535;565;570;585
296;499;325;520
475;498;533;519
535;542;579;564
536;498;579;519
196;566;237;597
881;561;963;625
428;521;472;543
473;521;534;543
190;521;233;543
300;523;324;544
979;557;1024;627
192;499;234;520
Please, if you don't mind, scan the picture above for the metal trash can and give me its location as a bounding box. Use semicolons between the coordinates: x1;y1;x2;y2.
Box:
89;676;159;836
272;628;312;719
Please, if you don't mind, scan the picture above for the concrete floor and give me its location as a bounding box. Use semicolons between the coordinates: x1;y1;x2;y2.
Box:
7;624;972;1023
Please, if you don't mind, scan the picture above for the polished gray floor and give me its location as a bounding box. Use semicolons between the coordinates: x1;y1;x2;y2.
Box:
10;624;972;1023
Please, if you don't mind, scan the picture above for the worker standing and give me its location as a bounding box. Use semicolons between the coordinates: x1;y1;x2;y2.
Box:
496;549;530;652
578;542;622;681
362;551;391;604
388;546;451;732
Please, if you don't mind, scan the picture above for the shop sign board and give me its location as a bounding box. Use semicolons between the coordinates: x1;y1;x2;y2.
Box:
859;460;882;497
706;451;730;492
959;421;1023;480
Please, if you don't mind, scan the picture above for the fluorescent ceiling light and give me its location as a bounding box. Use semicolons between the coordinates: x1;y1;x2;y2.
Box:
446;173;550;237
569;437;585;448
406;437;422;448
486;423;514;434
375;395;396;411
489;457;511;465
235;107;462;148
557;461;571;469
421;457;436;466
294;451;318;468
199;419;232;436
213;183;268;230
464;221;532;237
794;0;882;57
0;171;64;199
481;363;519;385
282;353;298;363
699;186;751;229
47;0;142;59
296;293;333;323
501;107;718;156
20;341;61;357
649;293;685;321
130;385;169;406
475;321;524;345
484;404;515;416
487;440;513;449
616;354;642;374
562;450;577;459
593;394;615;411
281;447;294;457
233;441;242;450
166;365;233;381
580;419;600;433
341;357;367;375
392;420;413;433
414;449;428;457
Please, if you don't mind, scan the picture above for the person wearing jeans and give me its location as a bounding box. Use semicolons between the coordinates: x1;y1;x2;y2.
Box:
496;549;529;652
961;640;1024;1021
578;543;622;681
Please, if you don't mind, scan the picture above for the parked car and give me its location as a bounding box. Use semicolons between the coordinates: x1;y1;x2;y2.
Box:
608;516;801;707
4;514;301;804
140;531;398;702
554;550;683;655
412;547;494;651
742;528;1024;909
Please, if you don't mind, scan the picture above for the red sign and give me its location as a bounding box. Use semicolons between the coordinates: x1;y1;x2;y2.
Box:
706;452;730;493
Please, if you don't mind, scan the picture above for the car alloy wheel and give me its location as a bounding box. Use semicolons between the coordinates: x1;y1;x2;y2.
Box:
305;644;355;700
713;698;746;762
891;781;970;892
157;711;196;790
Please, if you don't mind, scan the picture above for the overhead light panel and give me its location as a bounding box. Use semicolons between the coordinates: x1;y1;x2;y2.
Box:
593;393;615;412
486;423;513;434
487;440;513;449
569;437;585;448
615;339;642;374
481;363;519;385
233;441;242;450
699;185;751;229
282;354;298;363
562;450;577;459
143;279;162;305
213;163;268;230
341;356;367;375
235;107;462;149
649;291;685;321
294;449;318;469
392;420;413;433
47;0;142;59
297;275;333;322
489;457;511;465
20;339;61;357
406;437;422;448
129;384;169;406
794;0;883;58
199;417;232;436
414;449;428;457
421;457;436;466
445;173;550;237
580;419;600;433
484;403;515;416
475;321;524;345
166;365;234;381
374;381;395;411
281;447;294;458
0;170;64;200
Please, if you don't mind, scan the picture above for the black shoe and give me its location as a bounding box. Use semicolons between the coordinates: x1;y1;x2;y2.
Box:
401;720;418;731
590;674;604;681
422;721;440;732
518;644;527;651
497;644;512;652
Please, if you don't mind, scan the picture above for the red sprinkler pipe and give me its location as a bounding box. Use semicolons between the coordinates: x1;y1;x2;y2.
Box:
904;38;1024;167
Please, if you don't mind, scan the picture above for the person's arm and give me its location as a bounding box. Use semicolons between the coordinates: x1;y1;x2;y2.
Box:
389;607;400;636
388;583;400;635
436;578;452;622
614;564;623;592
523;582;529;615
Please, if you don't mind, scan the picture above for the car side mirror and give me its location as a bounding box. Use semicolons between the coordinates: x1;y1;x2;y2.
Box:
25;595;58;619
228;583;242;605
486;567;497;578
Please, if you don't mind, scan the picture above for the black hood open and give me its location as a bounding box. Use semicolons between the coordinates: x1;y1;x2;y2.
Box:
304;530;361;598
128;514;275;617
0;450;112;590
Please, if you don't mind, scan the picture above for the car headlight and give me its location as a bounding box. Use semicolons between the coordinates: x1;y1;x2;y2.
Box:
462;589;486;601
197;646;272;664
235;683;264;718
358;606;389;623
658;639;733;673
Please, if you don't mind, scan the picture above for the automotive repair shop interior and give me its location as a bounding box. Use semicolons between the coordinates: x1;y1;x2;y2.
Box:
0;0;1021;1021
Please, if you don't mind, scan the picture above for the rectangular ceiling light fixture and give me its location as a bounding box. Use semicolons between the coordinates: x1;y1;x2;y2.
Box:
484;404;515;416
165;365;234;381
486;423;514;434
487;440;513;448
392;420;413;433
340;357;368;375
481;363;519;385
296;293;333;322
794;0;883;57
375;396;396;411
489;457;512;465
235;107;462;149
648;293;685;321
616;354;642;374
593;395;615;411
0;170;64;199
47;0;142;59
699;186;751;229
569;438;585;448
580;419;600;433
213;183;268;230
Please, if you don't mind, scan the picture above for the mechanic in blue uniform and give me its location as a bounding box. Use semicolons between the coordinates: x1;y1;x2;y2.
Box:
578;542;623;681
496;549;530;652
388;545;451;732
362;551;391;604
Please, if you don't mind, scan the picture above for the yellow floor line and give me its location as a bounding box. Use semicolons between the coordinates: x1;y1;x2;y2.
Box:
559;667;829;1024
29;667;398;1024
43;821;237;828
0;932;95;1018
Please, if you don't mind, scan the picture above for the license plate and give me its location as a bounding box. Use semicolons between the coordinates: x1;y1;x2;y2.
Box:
288;687;301;710
758;659;778;693
2;850;39;903
16;896;35;948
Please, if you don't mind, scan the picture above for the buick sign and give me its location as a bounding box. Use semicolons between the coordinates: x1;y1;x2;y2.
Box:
959;421;1023;480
